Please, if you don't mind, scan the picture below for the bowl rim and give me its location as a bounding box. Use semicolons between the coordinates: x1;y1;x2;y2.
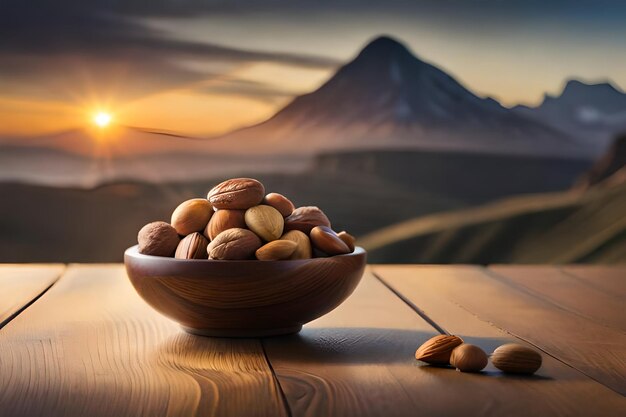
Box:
124;244;366;265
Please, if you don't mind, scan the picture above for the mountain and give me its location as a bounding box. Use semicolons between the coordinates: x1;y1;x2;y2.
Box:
515;79;626;152
359;179;626;264
214;36;592;157
0;35;600;187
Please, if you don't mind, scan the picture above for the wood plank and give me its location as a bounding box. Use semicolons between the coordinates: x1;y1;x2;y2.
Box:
264;268;626;417
262;270;441;417
489;265;626;332
0;264;64;327
372;265;626;396
374;265;626;415
482;266;626;394
560;265;626;298
0;265;288;417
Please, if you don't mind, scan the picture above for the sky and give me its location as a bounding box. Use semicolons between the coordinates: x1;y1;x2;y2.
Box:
1;0;625;136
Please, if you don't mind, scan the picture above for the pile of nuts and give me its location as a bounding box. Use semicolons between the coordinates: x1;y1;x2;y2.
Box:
136;178;356;260
415;335;543;374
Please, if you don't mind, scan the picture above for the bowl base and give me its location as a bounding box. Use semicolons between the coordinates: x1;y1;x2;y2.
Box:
181;325;303;338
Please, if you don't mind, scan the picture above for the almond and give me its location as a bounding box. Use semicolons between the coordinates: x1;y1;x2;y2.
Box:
256;240;298;261
310;226;350;255
175;232;209;259
245;205;284;241
491;344;542;375
281;230;313;259
415;335;464;365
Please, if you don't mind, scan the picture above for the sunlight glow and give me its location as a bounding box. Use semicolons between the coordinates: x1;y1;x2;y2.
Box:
93;112;112;128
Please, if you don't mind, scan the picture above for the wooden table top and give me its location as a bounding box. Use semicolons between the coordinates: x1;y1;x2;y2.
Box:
0;264;624;416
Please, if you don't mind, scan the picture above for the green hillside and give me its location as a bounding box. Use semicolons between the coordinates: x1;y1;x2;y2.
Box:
360;180;626;264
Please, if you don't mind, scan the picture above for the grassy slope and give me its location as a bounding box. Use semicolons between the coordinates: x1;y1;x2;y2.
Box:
360;181;626;264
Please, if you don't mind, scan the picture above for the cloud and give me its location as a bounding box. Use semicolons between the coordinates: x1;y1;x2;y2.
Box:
197;78;296;103
0;1;339;103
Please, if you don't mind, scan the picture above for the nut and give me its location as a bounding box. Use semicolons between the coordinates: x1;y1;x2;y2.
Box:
450;344;488;372
263;193;295;217
204;209;246;240
256;240;298;261
280;230;312;259
284;206;331;234
137;221;180;257
175;232;209;259
415;335;464;365
207;228;262;260
245;205;284;241
337;231;356;252
207;178;265;210
171;198;213;235
491;344;542;375
310;226;351;255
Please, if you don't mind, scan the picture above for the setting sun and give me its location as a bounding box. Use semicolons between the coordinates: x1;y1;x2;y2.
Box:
93;112;112;128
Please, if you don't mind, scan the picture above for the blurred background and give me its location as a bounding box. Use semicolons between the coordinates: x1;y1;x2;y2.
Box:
1;0;625;264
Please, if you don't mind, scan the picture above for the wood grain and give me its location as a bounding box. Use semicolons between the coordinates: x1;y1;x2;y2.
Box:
262;270;441;417
0;264;64;327
0;265;288;417
373;265;626;415
484;266;626;394
489;265;626;332
264;267;626;417
125;245;366;337
373;265;626;395
560;265;626;298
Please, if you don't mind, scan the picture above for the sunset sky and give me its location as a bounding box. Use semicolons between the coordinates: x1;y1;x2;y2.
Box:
1;0;625;136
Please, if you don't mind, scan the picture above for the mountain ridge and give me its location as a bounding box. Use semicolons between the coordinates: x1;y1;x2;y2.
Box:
514;78;626;152
0;35;603;162
211;35;593;157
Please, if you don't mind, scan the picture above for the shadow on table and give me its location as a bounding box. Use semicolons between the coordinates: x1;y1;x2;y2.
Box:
261;327;552;380
261;327;507;364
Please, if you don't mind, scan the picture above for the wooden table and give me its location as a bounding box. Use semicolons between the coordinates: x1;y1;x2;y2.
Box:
0;264;624;416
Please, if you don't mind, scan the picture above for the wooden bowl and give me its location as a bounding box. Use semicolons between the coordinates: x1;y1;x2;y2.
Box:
124;245;367;337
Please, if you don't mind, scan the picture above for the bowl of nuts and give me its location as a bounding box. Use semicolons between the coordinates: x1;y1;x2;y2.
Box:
124;178;367;337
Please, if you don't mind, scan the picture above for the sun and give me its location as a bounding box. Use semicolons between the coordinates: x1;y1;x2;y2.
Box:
93;112;112;128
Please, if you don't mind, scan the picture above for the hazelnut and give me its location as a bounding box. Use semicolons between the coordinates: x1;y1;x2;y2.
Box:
171;198;212;236
263;193;295;217
204;209;246;240
450;344;488;372
137;221;180;257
